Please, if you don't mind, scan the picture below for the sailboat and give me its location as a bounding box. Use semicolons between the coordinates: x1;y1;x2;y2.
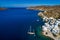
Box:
27;26;35;35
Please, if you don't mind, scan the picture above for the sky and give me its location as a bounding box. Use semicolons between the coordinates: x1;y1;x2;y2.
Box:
0;0;60;7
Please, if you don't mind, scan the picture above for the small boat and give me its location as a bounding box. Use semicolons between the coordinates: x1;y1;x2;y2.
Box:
36;19;39;22
27;26;35;35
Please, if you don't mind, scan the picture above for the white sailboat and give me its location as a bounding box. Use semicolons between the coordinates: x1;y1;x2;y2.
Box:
27;26;35;35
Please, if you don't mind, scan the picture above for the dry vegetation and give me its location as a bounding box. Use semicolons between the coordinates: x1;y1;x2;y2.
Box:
28;5;60;19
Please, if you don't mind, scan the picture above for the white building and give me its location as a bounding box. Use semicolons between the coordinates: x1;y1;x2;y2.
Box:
42;17;60;35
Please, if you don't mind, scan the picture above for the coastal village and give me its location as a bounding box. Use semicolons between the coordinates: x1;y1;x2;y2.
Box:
38;12;60;40
28;5;60;40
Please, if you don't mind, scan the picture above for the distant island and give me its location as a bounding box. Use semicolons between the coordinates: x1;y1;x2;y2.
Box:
27;5;60;40
0;8;7;10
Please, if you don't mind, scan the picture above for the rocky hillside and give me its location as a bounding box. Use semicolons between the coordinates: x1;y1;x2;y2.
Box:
27;5;60;19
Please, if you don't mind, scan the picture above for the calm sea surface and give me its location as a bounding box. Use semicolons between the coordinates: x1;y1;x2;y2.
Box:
0;8;52;40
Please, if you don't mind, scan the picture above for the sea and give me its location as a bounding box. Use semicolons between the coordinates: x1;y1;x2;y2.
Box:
0;8;53;40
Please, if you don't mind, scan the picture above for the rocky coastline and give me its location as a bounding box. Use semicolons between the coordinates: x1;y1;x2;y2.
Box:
27;5;60;40
27;5;60;19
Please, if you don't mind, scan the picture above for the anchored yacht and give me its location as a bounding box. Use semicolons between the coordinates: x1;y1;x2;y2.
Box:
27;26;35;35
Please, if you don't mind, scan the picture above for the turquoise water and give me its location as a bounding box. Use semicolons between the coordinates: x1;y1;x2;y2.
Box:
0;8;53;40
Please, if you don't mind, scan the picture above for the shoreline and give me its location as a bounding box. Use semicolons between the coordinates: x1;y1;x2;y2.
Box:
27;5;60;40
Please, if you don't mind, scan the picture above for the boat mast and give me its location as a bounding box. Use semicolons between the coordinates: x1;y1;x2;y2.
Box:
30;26;31;32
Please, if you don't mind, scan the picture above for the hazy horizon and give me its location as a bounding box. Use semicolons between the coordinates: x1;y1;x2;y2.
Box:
0;0;60;7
